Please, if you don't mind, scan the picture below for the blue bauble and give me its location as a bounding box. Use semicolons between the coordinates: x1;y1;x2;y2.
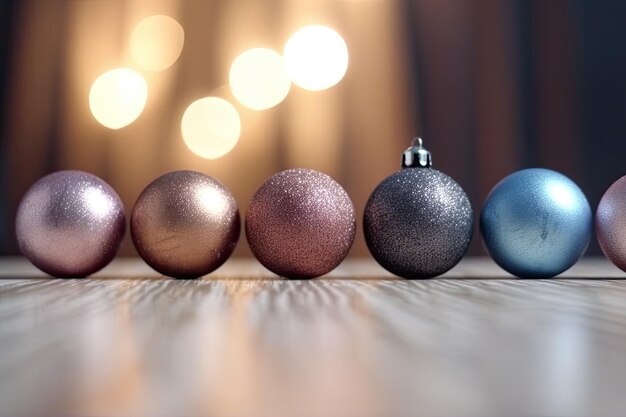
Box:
480;168;592;278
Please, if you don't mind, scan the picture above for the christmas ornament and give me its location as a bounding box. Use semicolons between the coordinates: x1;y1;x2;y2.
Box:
363;138;473;278
245;168;356;279
596;175;626;272
16;170;125;277
131;170;240;278
480;168;592;278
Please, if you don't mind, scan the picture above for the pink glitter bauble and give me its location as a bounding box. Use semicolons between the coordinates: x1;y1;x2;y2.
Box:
16;170;126;277
245;168;356;279
596;175;626;272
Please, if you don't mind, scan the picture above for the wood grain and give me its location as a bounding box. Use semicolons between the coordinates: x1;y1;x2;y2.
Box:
1;257;626;416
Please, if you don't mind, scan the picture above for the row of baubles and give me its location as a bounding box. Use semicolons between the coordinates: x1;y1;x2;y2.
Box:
15;139;626;279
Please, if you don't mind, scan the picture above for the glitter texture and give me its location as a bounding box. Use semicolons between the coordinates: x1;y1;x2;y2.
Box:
596;175;626;273
131;170;240;278
245;168;356;279
364;168;473;278
16;170;126;277
481;168;592;278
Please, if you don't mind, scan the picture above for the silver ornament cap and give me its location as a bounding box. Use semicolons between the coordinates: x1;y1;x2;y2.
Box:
364;138;473;278
402;137;432;168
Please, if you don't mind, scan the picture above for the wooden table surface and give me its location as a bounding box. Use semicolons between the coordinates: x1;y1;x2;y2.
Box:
1;257;626;417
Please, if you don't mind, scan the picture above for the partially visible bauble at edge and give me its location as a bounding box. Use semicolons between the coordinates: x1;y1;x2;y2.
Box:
363;168;473;279
245;168;356;279
480;168;592;278
16;170;126;277
596;175;626;272
131;170;240;279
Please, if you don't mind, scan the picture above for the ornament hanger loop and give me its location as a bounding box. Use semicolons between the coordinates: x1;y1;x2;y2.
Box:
402;137;432;169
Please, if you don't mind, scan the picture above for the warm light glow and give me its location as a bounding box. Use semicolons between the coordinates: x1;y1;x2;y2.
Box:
181;97;241;159
89;68;148;129
283;25;349;91
197;186;227;215
130;15;185;71
229;48;291;110
84;187;112;218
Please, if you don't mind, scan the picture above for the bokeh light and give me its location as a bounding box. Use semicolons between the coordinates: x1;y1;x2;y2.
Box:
181;97;241;159
283;25;349;91
89;68;148;129
130;15;185;72
229;48;291;110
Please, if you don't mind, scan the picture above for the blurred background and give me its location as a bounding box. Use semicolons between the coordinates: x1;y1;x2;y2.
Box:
1;0;625;258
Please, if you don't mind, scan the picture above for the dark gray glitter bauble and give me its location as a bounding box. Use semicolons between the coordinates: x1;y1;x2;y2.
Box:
364;168;473;278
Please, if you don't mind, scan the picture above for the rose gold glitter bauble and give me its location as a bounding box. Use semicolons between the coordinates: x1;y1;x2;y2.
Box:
245;168;356;279
596;175;626;272
131;170;240;278
16;170;125;277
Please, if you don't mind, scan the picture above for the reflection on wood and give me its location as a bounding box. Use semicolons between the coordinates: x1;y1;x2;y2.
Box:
1;258;626;416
